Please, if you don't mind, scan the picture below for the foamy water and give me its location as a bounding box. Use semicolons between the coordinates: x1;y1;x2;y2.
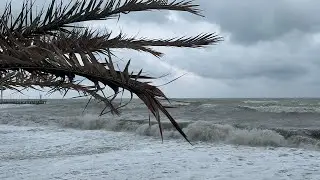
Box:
239;105;320;113
1;125;320;180
0;104;32;109
1;99;320;179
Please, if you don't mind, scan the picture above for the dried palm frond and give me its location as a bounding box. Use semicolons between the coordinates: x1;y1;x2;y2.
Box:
0;70;120;114
1;0;204;36
0;0;222;144
46;29;222;57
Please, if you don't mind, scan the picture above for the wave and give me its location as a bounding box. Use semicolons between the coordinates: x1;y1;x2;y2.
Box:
198;103;217;108
161;101;191;107
120;101;191;110
183;122;286;146
238;105;320;114
0;104;33;109
1;113;319;149
243;100;279;104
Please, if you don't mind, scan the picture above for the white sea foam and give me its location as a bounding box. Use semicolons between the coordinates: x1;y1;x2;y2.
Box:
0;104;33;109
199;103;217;108
1;125;320;180
243;100;279;104
121;101;190;110
240;105;320;113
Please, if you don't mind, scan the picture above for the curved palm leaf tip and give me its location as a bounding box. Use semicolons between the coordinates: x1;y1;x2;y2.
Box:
0;0;222;144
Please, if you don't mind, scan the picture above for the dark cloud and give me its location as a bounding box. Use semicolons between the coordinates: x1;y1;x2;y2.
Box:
201;60;308;80
119;0;320;44
185;0;320;44
165;52;310;82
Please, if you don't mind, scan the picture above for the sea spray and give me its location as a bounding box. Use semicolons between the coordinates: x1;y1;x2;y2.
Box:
61;114;107;130
183;121;286;147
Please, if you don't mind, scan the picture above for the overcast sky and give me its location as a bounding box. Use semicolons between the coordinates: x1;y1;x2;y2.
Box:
3;0;320;98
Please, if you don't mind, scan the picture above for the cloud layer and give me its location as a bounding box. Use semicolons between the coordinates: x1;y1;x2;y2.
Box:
2;0;320;98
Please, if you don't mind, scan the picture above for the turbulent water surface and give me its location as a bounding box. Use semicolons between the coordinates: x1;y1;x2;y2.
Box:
1;98;320;180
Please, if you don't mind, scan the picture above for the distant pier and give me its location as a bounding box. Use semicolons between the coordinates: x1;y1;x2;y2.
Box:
0;99;47;105
0;87;46;105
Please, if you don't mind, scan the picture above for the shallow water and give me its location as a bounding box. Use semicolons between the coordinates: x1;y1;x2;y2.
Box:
1;98;320;179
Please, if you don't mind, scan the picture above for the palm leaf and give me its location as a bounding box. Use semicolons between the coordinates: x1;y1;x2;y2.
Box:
0;0;223;144
1;0;203;36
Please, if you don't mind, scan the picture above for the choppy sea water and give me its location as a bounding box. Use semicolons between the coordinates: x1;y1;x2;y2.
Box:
1;98;320;180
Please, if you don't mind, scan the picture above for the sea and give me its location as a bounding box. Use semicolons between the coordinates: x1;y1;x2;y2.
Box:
1;98;320;180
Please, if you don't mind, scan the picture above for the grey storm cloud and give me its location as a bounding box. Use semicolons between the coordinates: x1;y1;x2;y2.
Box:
123;0;320;44
158;29;317;82
194;0;320;44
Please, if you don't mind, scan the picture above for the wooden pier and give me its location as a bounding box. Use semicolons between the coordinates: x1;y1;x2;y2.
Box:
0;99;47;105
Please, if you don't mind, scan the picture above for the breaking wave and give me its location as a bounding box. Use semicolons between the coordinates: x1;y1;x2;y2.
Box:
121;101;191;110
0;104;33;109
238;105;320;114
1;113;319;150
243;100;279;105
198;103;217;108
